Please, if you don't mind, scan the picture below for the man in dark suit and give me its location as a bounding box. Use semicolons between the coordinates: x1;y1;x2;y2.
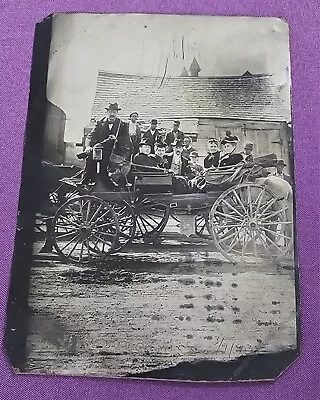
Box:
142;119;163;153
133;139;158;171
165;120;184;153
272;159;291;184
80;102;131;185
164;141;192;177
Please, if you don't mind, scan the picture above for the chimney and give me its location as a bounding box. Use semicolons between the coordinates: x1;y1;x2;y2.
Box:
180;66;189;77
189;57;201;77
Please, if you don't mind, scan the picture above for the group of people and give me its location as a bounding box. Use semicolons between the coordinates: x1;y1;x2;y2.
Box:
80;102;290;189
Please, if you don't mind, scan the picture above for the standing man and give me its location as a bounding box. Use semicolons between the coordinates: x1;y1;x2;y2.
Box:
165;120;184;153
128;111;141;156
241;141;254;163
81;102;131;185
272;159;291;184
142;119;162;152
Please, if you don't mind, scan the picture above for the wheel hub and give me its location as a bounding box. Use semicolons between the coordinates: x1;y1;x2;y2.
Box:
248;219;258;230
79;224;92;239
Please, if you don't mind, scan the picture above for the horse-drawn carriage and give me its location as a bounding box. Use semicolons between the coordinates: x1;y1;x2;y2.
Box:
39;152;293;266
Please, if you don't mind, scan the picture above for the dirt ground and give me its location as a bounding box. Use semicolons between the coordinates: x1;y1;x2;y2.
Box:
24;228;297;378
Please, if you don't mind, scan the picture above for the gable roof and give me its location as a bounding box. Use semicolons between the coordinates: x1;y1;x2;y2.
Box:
91;71;288;123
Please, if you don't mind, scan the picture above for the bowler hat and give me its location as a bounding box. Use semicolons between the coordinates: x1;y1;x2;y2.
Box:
173;120;180;125
105;102;121;111
277;159;287;166
151;119;158;124
221;130;239;145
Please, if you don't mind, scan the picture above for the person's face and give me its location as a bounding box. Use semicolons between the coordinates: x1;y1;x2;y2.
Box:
224;143;236;154
184;137;191;147
140;145;151;155
276;164;285;173
173;123;180;131
208;142;219;153
244;147;253;155
107;109;118;121
130;114;138;123
174;146;183;156
150;123;157;131
190;156;198;164
155;147;166;158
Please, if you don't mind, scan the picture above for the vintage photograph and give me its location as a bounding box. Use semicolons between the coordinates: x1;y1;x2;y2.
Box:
6;14;298;381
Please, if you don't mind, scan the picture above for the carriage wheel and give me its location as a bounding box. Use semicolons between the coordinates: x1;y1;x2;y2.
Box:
52;195;119;264
195;213;211;240
112;200;136;251
208;183;293;265
132;196;169;240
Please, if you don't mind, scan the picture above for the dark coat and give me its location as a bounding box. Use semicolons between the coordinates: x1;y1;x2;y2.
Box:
133;153;158;171
219;153;244;168
142;129;163;151
204;151;221;169
149;154;169;169
88;117;132;162
164;154;192;177
165;130;184;151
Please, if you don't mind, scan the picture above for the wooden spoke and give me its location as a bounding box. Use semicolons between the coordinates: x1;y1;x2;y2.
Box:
221;199;245;219
214;210;244;223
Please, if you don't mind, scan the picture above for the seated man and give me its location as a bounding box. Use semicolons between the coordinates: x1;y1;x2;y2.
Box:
164;141;192;194
149;142;169;169
133;139;157;171
204;138;221;169
188;151;206;192
218;131;244;168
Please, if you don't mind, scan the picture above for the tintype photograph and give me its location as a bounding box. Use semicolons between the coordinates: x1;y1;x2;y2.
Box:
5;14;299;381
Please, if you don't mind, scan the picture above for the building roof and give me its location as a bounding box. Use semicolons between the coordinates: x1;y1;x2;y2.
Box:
91;71;288;123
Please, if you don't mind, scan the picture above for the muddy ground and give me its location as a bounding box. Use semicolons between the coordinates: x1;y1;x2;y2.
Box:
23;225;297;379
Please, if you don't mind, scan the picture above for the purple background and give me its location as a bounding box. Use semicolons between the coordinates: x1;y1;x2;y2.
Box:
0;1;319;399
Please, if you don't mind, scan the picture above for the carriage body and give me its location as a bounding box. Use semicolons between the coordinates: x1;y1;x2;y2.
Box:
47;155;293;266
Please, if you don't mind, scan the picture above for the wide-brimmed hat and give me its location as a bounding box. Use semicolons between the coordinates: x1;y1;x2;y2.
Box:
173;120;180;125
129;111;139;118
105;102;121;111
276;159;287;166
221;130;239;145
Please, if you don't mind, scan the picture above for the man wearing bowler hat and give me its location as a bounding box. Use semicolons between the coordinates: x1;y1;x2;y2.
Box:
241;141;254;163
80;102;131;186
142;119;163;152
272;159;291;184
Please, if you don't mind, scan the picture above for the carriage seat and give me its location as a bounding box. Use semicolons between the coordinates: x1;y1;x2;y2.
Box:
132;171;173;193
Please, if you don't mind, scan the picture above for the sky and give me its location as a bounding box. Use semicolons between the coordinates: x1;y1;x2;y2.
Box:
46;14;291;141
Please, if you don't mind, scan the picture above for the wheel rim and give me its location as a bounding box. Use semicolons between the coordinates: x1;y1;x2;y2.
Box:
52;196;119;264
112;200;136;251
133;197;169;239
208;184;293;265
